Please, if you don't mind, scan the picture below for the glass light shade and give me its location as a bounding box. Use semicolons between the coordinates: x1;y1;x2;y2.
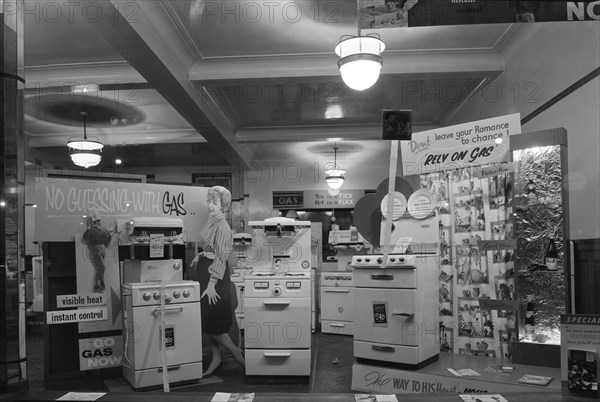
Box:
335;35;385;91
325;168;345;190
69;150;102;168
67;138;104;151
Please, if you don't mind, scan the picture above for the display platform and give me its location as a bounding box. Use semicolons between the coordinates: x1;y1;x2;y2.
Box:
352;351;561;395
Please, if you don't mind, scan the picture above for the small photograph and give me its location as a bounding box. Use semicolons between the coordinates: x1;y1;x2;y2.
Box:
459;343;496;358
568;349;598;391
458;298;494;338
490;221;506;240
499;329;517;359
439;325;454;354
494;275;514;301
439;226;452;265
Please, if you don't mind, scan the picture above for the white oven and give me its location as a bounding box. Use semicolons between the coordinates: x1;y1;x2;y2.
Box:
244;272;311;377
353;254;439;370
122;281;202;389
320;272;354;335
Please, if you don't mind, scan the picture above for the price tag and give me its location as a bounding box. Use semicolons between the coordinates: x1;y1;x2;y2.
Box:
373;302;388;327
150;234;165;258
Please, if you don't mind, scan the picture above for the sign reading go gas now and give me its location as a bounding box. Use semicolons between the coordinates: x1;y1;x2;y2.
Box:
79;335;123;371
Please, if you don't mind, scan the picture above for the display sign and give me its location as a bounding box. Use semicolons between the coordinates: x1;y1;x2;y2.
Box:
149;234;165;258
352;363;558;394
382;110;412;141
358;1;600;30
303;190;365;209
34;178;210;242
401;113;520;175
57;293;107;309
47;307;108;325
477;299;519;312
79;335;123;371
477;239;518;252
475;162;518;179
560;314;600;396
75;233;121;335
273;191;304;209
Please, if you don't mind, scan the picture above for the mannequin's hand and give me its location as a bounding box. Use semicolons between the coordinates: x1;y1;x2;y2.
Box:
191;254;200;268
202;281;220;305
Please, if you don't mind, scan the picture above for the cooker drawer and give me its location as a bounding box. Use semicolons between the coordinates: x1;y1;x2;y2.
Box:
354;340;419;365
245;349;311;376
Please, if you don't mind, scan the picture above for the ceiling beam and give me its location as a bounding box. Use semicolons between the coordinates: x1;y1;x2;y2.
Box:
24;61;145;88
85;0;253;166
190;51;504;81
235;123;441;144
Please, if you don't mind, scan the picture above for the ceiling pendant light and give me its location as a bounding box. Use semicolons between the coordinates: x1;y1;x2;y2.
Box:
67;111;103;168
325;144;345;191
335;33;385;91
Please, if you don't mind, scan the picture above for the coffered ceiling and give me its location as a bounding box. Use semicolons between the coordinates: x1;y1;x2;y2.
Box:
23;0;527;169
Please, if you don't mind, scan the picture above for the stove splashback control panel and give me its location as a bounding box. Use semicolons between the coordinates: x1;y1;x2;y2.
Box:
351;254;417;269
123;281;201;306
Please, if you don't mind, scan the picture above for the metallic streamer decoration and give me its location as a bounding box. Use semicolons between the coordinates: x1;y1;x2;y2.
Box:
514;145;565;344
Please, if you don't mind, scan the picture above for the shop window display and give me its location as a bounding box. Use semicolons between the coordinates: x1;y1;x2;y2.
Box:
422;166;517;358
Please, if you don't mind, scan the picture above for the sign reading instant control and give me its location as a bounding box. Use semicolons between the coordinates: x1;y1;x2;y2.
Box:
47;307;108;325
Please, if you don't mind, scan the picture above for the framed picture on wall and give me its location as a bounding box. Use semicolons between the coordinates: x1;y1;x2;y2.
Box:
192;173;232;189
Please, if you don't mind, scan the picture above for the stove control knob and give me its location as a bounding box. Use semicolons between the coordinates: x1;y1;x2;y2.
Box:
273;287;282;296
183;290;190;298
173;291;181;299
377;257;383;264
365;258;371;263
165;295;172;303
390;257;396;262
173;262;181;271
356;258;362;263
153;292;160;300
399;258;405;263
143;293;151;301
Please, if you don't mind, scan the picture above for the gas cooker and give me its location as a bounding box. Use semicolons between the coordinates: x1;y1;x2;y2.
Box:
122;280;200;307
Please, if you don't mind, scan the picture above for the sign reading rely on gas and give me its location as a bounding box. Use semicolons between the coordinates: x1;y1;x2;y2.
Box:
401;113;521;175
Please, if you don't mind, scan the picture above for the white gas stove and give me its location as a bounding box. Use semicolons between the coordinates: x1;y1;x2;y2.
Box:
320;272;354;335
244;270;311;379
121;281;202;389
352;253;439;370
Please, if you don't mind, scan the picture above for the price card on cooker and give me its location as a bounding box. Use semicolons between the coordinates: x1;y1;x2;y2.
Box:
373;301;388;327
150;234;165;258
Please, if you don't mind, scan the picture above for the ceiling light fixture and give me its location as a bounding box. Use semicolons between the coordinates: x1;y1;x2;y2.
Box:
334;33;385;91
67;111;103;168
325;144;345;191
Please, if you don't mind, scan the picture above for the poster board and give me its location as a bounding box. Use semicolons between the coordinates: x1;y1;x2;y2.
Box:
560;314;600;396
34;178;210;242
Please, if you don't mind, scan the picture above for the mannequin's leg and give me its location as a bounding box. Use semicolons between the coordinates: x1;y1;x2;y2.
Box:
211;333;244;368
202;337;222;377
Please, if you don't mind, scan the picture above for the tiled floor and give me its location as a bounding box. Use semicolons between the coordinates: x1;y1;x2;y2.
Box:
25;330;355;394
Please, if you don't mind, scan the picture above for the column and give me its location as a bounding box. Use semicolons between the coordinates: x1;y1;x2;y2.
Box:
0;0;27;391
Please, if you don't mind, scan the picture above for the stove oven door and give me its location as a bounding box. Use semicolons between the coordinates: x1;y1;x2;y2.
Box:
244;297;311;349
126;301;202;370
353;287;419;346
